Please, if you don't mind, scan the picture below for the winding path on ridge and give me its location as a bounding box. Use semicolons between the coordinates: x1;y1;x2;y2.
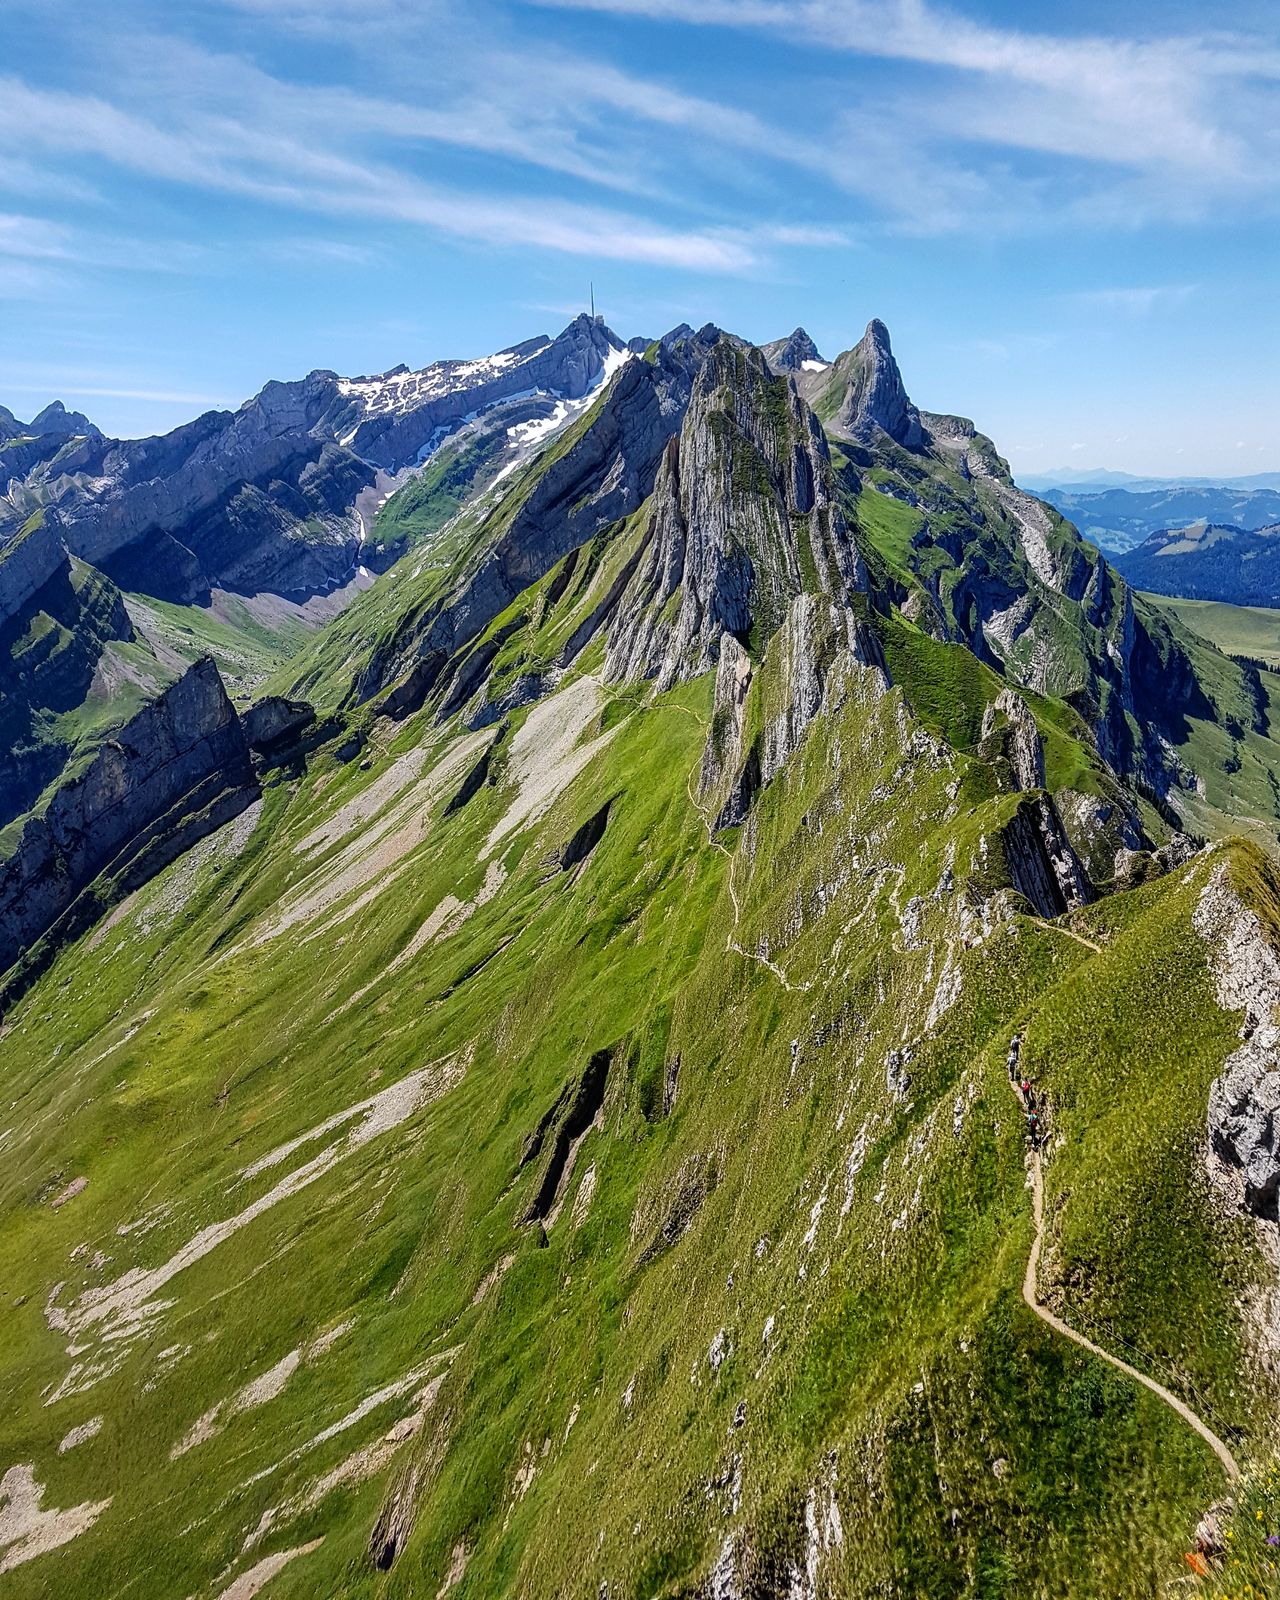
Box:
1012;1073;1240;1482
670;691;1239;1478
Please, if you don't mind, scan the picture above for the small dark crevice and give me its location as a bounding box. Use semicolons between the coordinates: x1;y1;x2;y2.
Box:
437;932;519;1000
376;651;446;721
519;1049;611;1224
552;797;614;874
518;1083;574;1170
544;546;579;609
714;740;761;831
444;724;507;816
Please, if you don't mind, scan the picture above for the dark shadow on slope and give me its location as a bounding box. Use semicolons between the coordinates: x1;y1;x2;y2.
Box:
518;1049;612;1225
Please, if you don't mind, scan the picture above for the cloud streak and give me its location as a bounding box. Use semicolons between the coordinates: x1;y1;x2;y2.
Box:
531;0;1280;218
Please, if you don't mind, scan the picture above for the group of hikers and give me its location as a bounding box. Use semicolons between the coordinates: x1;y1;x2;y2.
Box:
1006;1032;1043;1146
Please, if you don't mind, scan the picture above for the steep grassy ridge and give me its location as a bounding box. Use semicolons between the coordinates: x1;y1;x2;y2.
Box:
0;618;1273;1596
2;322;1279;1599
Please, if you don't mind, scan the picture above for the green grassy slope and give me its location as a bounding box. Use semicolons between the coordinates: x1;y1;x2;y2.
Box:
1144;592;1280;667
3;334;1279;1600
124;591;311;702
0;605;1273;1597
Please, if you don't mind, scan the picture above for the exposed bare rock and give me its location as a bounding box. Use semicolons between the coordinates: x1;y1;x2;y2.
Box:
699;634;753;807
240;694;315;755
606;340;867;692
1194;865;1280;1221
761;328;826;375
25;401;100;439
0;318;631;616
0;511;69;624
1000;795;1091;916
0;657;258;998
1056;788;1145;884
799;319;924;449
760;593;885;789
981;689;1045;792
356;342;708;714
632;1149;721;1264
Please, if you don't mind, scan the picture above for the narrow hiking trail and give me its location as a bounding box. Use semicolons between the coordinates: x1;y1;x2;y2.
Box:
673;687;1236;1471
1011;1073;1240;1482
1023;915;1105;954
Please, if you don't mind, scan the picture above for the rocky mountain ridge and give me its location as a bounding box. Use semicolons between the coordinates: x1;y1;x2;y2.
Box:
0;315;627;623
0;400;100;445
1;304;1279;1599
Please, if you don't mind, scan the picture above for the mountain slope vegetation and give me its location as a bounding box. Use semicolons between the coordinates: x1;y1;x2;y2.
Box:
1;315;1278;1600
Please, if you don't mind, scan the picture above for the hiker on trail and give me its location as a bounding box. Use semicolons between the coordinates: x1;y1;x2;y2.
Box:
1007;1035;1021;1082
1025;1111;1040;1144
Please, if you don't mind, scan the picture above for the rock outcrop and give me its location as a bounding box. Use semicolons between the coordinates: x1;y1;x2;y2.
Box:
0;510;70;624
699;633;754;805
0;657;258;997
1194;866;1280;1220
981;690;1046;792
240;695;316;756
0;548;150;831
1000;794;1091;916
761;328;825;374
606;340;867;690
801;319;924;449
26;401;100;438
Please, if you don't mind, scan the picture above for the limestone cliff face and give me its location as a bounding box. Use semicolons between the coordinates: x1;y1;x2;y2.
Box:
1000;795;1091;916
1195;867;1280;1221
0;547;151;832
0;418;377;607
606;340;868;691
981;690;1047;793
0;511;68;625
801;319;924;449
0;657;258;994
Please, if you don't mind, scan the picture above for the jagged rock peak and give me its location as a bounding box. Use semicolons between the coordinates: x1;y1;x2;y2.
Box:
23;401;101;438
605;337;867;690
818;317;924;450
762;327;826;374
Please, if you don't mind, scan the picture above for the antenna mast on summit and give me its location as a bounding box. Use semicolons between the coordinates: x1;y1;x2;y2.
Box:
590;281;595;320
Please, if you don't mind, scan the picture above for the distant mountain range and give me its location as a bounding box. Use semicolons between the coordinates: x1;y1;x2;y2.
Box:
1116;518;1280;607
1021;468;1280;494
5;308;1280;1600
1032;482;1280;555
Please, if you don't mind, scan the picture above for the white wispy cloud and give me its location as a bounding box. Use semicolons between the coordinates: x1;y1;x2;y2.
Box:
4;383;228;405
0;71;766;275
0;213;77;260
1063;285;1198;315
530;0;1280;220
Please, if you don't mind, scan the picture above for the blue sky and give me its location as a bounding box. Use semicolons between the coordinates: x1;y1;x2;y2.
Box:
2;0;1278;476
